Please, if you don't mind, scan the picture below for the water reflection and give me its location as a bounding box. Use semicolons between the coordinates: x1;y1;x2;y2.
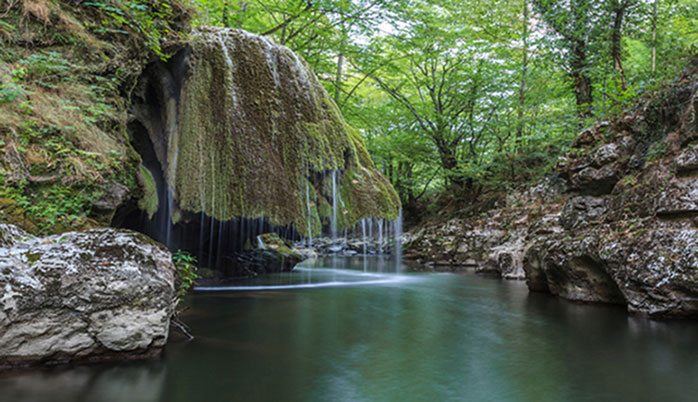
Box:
2;257;698;402
0;361;167;402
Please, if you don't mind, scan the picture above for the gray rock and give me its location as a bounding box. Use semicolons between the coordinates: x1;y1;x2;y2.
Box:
0;225;175;370
479;236;527;279
0;225;33;248
600;225;698;316
593;143;619;167
560;196;608;230
523;222;698;317
92;182;130;211
655;177;698;216
523;232;625;304
572;163;620;195
675;146;698;173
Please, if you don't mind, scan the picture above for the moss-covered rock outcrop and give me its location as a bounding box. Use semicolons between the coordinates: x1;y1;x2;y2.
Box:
0;0;192;235
1;3;398;239
141;27;399;235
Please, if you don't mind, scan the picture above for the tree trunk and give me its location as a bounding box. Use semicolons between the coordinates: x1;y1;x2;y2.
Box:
334;51;344;105
651;0;658;73
517;0;529;146
570;39;593;119
221;1;230;27
436;142;468;194
610;2;627;90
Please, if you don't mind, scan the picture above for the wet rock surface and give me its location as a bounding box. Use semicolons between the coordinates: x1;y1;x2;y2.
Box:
0;225;176;370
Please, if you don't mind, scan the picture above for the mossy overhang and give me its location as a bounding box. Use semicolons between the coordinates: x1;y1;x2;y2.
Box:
146;27;400;235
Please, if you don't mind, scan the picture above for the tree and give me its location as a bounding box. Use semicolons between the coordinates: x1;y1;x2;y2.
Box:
533;0;600;119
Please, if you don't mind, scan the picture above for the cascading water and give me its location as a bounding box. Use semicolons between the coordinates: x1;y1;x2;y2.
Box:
361;219;367;256
331;170;338;242
306;183;313;248
394;209;403;272
378;219;384;255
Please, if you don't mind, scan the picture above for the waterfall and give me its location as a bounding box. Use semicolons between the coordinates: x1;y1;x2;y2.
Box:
378;218;383;255
331;170;339;248
119;27;402;276
306;183;313;248
361;219;367;256
394;209;403;273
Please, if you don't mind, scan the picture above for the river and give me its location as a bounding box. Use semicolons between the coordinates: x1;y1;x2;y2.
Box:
2;256;697;402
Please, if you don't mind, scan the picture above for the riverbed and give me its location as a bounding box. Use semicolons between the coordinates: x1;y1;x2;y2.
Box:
2;257;697;402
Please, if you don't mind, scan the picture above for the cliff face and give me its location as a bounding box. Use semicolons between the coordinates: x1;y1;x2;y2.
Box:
0;0;191;235
406;67;698;318
127;27;400;238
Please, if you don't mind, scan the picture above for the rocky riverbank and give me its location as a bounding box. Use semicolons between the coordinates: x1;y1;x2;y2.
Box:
405;68;698;318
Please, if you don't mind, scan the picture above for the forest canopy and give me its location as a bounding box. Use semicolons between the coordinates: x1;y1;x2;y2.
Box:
191;0;697;218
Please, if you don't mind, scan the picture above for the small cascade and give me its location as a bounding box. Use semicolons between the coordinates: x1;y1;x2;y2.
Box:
394;209;403;272
331;170;338;243
378;219;384;255
305;183;313;248
361;219;367;256
361;218;367;272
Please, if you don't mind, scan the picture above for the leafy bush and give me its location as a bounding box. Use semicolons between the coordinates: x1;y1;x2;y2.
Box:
172;249;198;299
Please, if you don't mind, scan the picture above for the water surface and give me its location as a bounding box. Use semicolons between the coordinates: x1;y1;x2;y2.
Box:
2;257;697;402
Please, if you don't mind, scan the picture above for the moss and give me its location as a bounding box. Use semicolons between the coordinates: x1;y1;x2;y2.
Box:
169;28;400;234
258;232;302;258
0;0;191;235
137;164;159;219
26;251;41;265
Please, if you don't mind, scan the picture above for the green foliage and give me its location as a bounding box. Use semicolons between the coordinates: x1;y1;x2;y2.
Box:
172;249;198;298
183;0;694;219
646;141;668;163
83;0;191;59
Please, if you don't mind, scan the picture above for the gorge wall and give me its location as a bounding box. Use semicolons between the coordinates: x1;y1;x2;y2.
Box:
405;66;698;318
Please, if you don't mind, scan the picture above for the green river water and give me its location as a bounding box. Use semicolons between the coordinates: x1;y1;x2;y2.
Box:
2;256;697;402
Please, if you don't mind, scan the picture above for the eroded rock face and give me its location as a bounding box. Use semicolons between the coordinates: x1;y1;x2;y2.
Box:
403;182;565;277
405;69;698;317
523;221;698;317
0;225;176;370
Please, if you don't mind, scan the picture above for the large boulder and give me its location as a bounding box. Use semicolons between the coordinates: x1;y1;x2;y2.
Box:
0;225;176;370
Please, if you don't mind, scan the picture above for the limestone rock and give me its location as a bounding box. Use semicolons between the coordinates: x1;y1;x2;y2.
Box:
234;233;304;275
600;225;698;316
0;225;176;370
593;143;620;167
572;163;620;195
675;146;698;173
655;177;698;216
560;196;608;230
523;231;625;304
91;183;130;212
